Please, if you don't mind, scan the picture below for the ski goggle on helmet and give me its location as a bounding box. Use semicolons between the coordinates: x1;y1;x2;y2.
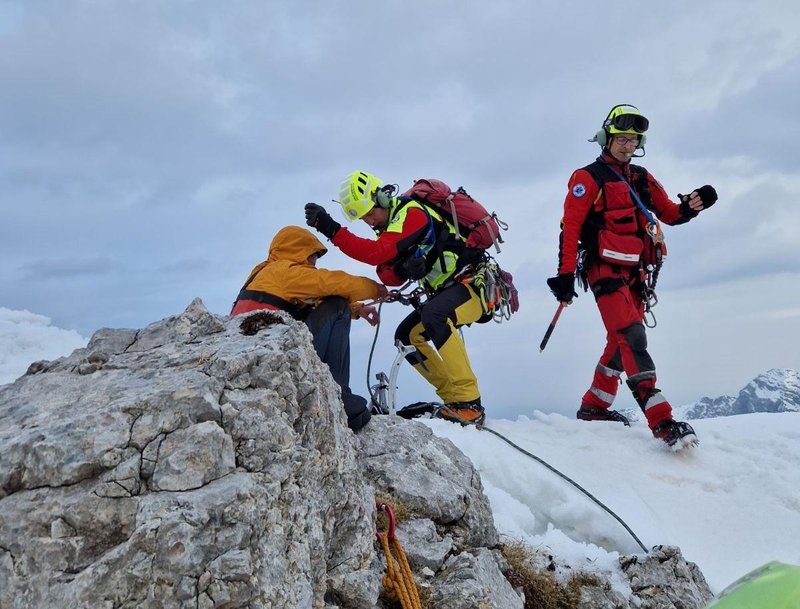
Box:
337;171;384;221
604;104;649;135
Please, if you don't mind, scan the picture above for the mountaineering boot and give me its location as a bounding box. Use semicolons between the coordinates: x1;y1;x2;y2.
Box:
576;406;630;426
652;419;699;450
436;398;485;426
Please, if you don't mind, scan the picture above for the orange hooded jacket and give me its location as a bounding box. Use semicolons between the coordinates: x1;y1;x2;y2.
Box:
233;226;381;314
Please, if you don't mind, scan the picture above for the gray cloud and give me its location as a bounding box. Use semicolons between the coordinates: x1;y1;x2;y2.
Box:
18;256;117;280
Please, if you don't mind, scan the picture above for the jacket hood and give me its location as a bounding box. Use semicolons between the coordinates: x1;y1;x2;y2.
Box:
267;226;328;265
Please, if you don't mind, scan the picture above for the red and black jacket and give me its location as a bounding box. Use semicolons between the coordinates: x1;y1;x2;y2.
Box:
557;153;698;276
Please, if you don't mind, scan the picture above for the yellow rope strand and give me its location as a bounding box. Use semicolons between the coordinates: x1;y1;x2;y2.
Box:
379;531;422;609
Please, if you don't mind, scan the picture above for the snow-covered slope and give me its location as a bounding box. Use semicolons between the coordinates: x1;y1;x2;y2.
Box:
425;410;800;594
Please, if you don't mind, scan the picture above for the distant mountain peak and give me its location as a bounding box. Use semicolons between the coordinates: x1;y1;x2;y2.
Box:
677;368;800;420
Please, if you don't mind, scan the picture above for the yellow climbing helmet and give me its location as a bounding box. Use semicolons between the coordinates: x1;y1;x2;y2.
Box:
338;171;384;221
594;104;649;147
604;104;649;135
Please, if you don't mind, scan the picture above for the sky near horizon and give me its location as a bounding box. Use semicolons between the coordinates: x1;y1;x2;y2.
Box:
2;1;799;418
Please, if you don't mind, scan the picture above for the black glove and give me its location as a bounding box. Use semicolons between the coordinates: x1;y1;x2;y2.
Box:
547;273;577;303
678;184;718;216
304;203;341;240
695;185;718;209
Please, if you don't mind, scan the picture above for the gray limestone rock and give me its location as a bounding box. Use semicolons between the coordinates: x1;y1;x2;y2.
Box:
396;518;454;572
0;300;378;609
356;416;498;549
429;548;524;609
622;545;713;609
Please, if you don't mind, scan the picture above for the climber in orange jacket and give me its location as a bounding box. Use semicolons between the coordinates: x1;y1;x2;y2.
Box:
231;225;387;431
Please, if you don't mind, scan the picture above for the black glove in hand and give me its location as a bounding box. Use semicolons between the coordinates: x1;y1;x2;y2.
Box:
678;184;718;216
695;185;718;209
547;273;577;303
304;202;341;240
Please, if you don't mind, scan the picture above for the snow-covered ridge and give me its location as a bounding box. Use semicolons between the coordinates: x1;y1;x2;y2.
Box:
676;368;800;420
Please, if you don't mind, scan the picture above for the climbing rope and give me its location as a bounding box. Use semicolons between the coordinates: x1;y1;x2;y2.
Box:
365;299;386;407
461;422;649;554
376;501;422;609
481;424;649;553
364;284;423;407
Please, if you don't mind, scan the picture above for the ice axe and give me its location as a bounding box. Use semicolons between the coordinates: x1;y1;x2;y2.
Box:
539;302;566;352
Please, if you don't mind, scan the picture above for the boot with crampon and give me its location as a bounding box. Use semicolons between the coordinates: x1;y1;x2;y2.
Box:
576;406;630;426
652;419;699;450
436;398;485;426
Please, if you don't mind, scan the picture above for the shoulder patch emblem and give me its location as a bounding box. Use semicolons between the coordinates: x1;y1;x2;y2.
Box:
572;183;586;198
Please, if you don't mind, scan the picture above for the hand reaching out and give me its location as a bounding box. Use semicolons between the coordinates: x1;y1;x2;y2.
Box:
354;304;380;326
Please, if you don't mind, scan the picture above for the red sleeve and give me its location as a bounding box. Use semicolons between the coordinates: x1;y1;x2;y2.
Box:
331;207;429;266
646;172;685;225
558;169;599;275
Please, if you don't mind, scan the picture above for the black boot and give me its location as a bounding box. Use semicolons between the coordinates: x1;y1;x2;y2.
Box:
576;406;630;426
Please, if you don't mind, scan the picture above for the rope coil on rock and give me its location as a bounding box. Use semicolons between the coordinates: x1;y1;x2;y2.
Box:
376;501;422;609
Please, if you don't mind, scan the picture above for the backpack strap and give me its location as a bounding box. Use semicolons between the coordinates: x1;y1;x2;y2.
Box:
391;197;459;276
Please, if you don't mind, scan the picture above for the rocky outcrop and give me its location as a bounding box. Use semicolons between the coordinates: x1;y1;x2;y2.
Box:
356;417;522;608
0;299;379;609
0;299;714;609
0;300;521;609
619;545;713;609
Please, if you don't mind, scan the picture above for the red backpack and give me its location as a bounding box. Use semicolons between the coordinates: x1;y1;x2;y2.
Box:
401;178;507;252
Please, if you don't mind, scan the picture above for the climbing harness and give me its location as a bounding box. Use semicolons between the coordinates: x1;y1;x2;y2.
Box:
376;501;422;609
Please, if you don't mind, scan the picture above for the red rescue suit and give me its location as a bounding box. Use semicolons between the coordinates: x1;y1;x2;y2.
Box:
557;152;698;429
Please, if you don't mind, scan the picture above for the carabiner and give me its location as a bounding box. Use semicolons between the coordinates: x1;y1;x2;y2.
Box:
645;220;664;245
375;501;397;542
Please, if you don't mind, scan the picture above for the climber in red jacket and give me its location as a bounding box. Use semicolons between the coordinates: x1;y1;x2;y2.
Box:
304;171;486;425
548;104;718;448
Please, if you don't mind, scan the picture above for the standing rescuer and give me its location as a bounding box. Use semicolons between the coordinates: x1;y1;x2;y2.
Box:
547;104;718;448
304;171;487;425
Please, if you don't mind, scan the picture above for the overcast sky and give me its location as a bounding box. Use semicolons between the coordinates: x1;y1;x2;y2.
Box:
2;0;799;418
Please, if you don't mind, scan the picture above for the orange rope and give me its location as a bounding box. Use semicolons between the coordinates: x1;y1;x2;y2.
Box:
376;501;422;609
379;534;422;609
